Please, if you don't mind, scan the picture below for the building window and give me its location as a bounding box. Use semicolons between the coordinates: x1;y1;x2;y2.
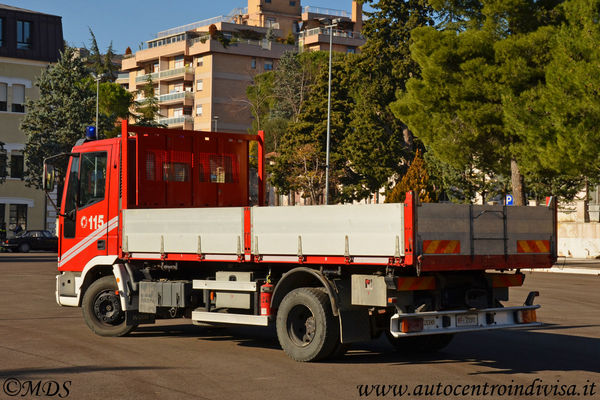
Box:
0;148;6;177
173;107;183;118
0;18;3;47
264;60;273;71
12;84;25;113
0;83;6;111
289;1;296;5
173;83;183;93
174;56;184;69
196;104;203;116
251;58;256;69
266;18;277;28
10;152;24;179
197;57;203;67
196;79;203;91
9;204;27;232
17;20;32;50
152;63;159;73
347;46;356;54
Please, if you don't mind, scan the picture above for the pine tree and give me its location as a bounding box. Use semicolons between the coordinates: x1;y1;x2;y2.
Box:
21;47;96;189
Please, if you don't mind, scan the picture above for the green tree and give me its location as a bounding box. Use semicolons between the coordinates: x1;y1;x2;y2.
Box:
133;75;163;127
504;0;600;199
21;47;95;189
392;0;563;205
87;28;118;81
97;81;133;137
343;0;435;199
269;54;354;204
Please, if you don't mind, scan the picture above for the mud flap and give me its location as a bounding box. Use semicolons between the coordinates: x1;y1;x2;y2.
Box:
125;310;155;326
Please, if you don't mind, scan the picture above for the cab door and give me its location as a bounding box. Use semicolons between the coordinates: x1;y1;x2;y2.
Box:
58;146;112;271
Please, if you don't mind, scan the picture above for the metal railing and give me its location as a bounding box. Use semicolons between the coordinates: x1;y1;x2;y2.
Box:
299;27;364;40
116;73;129;80
154;7;248;39
302;6;350;18
158;91;193;103
158;115;193;125
135;67;193;83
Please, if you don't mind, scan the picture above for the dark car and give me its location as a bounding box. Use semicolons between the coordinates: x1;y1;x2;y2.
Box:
2;230;58;253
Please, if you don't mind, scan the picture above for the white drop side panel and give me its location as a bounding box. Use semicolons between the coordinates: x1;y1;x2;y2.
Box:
252;204;404;257
122;208;243;254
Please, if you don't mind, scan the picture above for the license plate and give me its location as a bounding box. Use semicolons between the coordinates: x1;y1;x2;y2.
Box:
456;314;478;327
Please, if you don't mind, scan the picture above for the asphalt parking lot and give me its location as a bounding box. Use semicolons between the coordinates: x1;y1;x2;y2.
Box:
0;253;598;399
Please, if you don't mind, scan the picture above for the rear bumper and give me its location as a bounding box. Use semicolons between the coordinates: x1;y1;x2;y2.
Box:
389;304;541;337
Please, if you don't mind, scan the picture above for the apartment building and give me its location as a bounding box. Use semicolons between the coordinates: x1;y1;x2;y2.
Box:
0;4;63;236
120;0;365;133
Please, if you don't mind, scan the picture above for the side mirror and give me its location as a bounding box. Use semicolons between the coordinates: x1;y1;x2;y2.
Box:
43;163;55;192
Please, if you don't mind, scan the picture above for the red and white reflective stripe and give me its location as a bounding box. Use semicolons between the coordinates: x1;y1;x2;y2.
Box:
58;216;119;268
517;240;550;253
422;240;461;254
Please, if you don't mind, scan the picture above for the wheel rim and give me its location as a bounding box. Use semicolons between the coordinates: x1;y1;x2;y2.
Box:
93;290;124;326
287;304;316;347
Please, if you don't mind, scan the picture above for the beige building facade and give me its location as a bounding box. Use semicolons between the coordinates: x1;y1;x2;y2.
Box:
0;5;63;238
120;0;365;133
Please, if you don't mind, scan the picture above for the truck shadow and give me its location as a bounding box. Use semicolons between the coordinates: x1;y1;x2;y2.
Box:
0;365;170;378
337;325;600;374
133;322;600;373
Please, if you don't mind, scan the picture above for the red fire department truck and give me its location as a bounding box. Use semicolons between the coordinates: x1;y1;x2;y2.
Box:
46;121;556;362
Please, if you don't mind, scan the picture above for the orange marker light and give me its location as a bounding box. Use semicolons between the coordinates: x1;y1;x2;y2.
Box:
401;318;424;333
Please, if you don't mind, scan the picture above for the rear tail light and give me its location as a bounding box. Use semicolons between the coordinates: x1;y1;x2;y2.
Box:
401;318;424;333
515;309;537;324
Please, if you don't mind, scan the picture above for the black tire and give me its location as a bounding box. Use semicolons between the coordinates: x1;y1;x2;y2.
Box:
18;243;30;253
276;288;339;362
386;332;454;354
82;276;136;337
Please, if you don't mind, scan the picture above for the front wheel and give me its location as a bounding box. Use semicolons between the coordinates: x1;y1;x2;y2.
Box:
276;288;339;362
82;276;136;337
18;243;30;253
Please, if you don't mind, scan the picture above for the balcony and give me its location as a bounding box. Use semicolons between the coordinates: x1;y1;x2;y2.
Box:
135;67;193;85
299;28;365;50
158;115;193;128
116;73;129;83
158;91;194;106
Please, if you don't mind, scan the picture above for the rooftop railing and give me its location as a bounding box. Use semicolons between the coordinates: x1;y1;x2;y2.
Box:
299;27;364;40
154;7;248;39
302;6;350;18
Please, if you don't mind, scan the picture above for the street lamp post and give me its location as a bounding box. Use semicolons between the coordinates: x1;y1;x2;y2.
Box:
91;73;105;135
323;18;340;205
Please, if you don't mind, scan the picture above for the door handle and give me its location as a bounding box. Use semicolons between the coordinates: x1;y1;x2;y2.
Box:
97;240;106;250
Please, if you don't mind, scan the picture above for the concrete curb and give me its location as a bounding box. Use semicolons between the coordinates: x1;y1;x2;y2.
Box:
527;267;600;276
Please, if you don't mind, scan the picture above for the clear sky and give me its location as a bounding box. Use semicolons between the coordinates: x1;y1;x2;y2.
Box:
9;0;370;54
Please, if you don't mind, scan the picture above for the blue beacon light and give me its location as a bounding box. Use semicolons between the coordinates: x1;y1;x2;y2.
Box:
85;126;97;141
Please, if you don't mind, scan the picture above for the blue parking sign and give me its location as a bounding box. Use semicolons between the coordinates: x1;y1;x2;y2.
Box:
506;194;514;206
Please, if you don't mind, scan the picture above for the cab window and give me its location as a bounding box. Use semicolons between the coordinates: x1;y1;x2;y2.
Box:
78;152;107;208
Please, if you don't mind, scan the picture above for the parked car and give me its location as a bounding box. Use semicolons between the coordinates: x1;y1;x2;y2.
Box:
2;230;58;253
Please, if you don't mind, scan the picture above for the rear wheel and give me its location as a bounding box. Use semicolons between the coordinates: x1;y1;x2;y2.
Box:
18;243;30;253
276;288;339;362
82;276;136;337
386;332;454;354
